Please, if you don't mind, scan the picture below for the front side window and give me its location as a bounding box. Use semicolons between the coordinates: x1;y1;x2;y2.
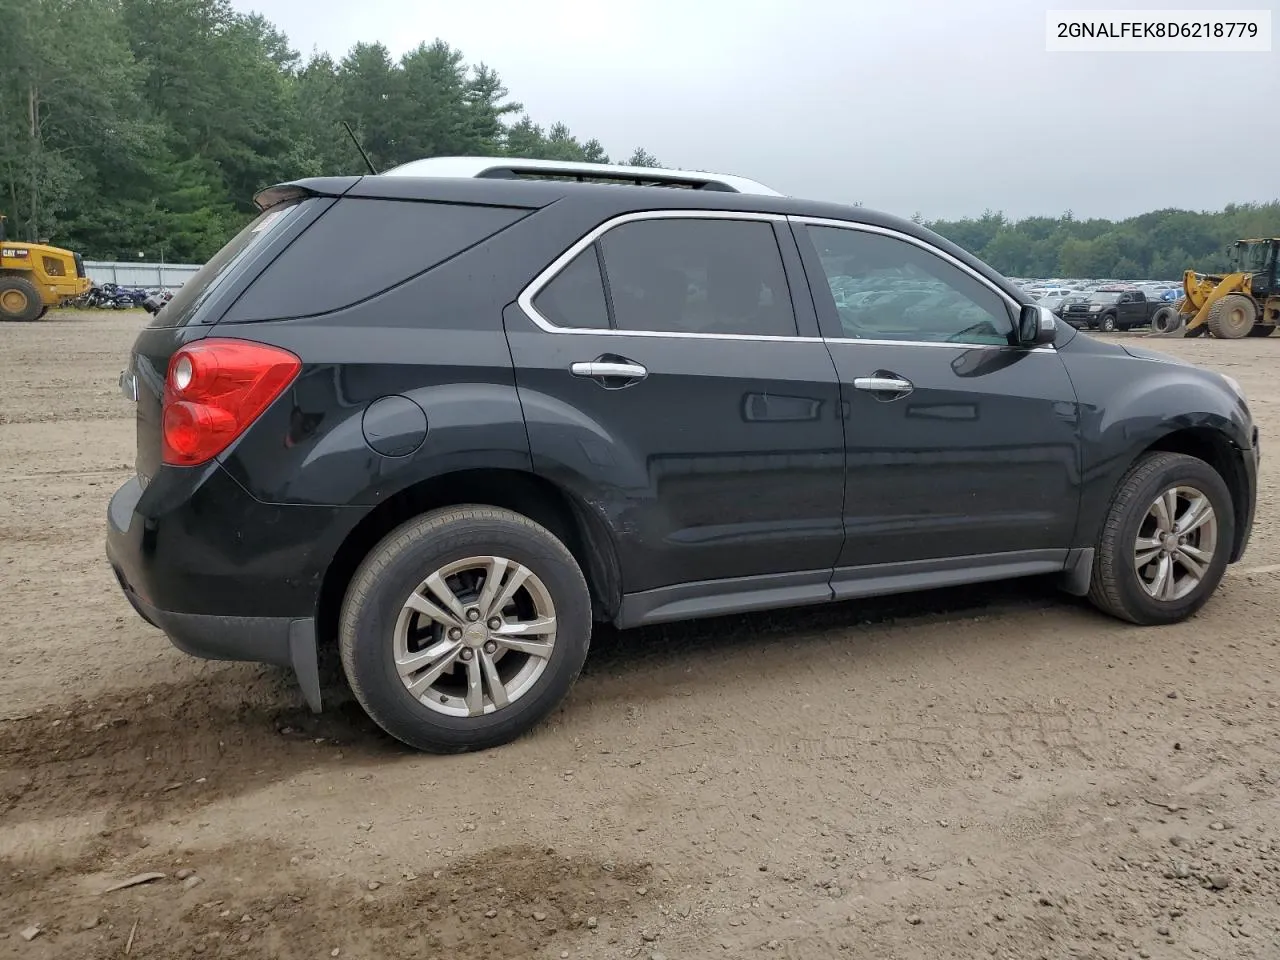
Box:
596;218;798;337
803;225;1013;345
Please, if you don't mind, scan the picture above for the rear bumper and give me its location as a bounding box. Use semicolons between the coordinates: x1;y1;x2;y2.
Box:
110;564;321;711
105;469;361;710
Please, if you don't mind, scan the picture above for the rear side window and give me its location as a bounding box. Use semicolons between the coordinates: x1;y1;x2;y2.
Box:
226;198;528;322
147;201;304;328
532;246;610;329
598;218;797;337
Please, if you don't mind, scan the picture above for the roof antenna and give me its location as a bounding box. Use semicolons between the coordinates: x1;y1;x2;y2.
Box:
342;121;379;175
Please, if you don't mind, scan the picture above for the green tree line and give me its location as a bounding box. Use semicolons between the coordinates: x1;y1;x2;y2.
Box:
922;202;1280;281
0;0;661;261
3;0;1276;272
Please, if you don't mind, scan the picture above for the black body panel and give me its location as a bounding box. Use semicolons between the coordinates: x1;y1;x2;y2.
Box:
1055;335;1257;558
106;470;362;619
824;340;1081;564
504;304;846;593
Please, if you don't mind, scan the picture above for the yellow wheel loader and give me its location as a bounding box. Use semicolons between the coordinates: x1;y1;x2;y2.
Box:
1148;238;1280;339
0;214;92;322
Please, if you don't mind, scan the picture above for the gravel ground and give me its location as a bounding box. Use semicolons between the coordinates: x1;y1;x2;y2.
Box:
3;311;1279;960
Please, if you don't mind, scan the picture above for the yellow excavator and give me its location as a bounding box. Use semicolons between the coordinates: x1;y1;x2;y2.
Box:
0;214;92;321
1149;238;1280;339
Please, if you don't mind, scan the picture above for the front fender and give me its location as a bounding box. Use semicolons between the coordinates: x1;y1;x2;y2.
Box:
1063;342;1253;548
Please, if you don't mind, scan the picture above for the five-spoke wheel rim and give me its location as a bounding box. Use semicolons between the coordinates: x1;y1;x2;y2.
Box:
393;556;557;717
1134;485;1218;602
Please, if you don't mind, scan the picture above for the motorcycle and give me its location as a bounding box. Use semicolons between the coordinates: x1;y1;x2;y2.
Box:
141;288;174;315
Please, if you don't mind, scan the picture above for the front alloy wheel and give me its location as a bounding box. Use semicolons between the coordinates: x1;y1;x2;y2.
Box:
1133;486;1217;602
1089;451;1233;625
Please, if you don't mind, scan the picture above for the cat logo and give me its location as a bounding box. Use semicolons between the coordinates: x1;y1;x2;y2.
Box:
2;247;29;258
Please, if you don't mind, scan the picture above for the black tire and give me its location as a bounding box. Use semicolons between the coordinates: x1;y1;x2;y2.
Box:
1150;305;1183;334
1099;313;1117;333
0;275;44;322
1206;293;1257;339
1088;452;1234;626
339;505;592;753
1247;323;1275;337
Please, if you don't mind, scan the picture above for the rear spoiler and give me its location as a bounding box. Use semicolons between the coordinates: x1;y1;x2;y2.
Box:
253;177;361;212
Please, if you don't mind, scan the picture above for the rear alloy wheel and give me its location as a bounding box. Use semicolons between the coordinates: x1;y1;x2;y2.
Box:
1206;293;1258;339
340;506;592;753
0;276;44;322
1089;452;1233;625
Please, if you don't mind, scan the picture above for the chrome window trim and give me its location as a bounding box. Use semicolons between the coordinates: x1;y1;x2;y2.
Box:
822;337;1055;353
515;210;812;342
515;209;1055;352
788;215;1023;313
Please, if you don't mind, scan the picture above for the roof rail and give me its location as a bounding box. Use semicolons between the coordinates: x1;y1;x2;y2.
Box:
379;156;784;197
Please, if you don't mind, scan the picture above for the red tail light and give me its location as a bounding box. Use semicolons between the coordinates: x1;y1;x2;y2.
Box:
162;339;301;466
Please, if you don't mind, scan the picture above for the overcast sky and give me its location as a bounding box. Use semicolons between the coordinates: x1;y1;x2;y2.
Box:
230;0;1276;221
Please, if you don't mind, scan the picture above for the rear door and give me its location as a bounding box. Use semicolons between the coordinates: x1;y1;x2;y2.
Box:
789;217;1082;587
505;211;847;619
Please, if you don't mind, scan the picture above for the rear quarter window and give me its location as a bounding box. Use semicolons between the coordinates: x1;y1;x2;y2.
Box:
223;198;529;322
147;201;306;328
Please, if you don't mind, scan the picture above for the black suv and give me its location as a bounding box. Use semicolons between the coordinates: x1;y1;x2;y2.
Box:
106;158;1259;753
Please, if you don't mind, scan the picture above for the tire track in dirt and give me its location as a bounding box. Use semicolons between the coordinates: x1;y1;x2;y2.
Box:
1;837;671;960
0;679;397;830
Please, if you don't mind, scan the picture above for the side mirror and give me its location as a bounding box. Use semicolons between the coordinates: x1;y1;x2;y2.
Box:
1017;303;1057;346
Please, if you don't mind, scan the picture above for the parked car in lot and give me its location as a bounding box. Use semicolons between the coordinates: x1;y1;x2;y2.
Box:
106;157;1259;753
1035;292;1073;314
1062;289;1168;332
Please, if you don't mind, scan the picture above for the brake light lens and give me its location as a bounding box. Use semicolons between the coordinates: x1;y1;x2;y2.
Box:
162;339;301;466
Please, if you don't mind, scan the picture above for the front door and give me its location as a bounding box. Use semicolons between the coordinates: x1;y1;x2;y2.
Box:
1117;292;1142;327
505;212;847;615
790;218;1082;584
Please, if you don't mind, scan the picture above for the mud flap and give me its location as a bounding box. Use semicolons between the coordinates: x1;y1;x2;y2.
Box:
288;619;322;713
1058;547;1095;596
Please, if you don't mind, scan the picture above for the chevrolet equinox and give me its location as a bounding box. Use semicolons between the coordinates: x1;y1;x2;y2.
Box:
106;157;1260;753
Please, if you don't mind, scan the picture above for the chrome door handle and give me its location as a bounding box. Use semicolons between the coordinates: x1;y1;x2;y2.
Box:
570;361;648;380
853;376;912;393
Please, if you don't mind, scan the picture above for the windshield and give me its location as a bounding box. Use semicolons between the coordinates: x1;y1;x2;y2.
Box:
1091;292;1121;303
1241;242;1273;272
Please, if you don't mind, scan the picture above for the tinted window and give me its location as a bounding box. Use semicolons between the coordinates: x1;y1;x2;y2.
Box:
804;226;1013;345
147;200;305;328
228;198;527;321
532;245;609;329
597;218;797;336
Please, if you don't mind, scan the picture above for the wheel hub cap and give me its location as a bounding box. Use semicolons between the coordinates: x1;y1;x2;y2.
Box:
392;555;558;718
1133;484;1218;602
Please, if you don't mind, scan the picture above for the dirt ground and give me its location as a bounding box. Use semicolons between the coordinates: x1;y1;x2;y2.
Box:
3;310;1280;960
